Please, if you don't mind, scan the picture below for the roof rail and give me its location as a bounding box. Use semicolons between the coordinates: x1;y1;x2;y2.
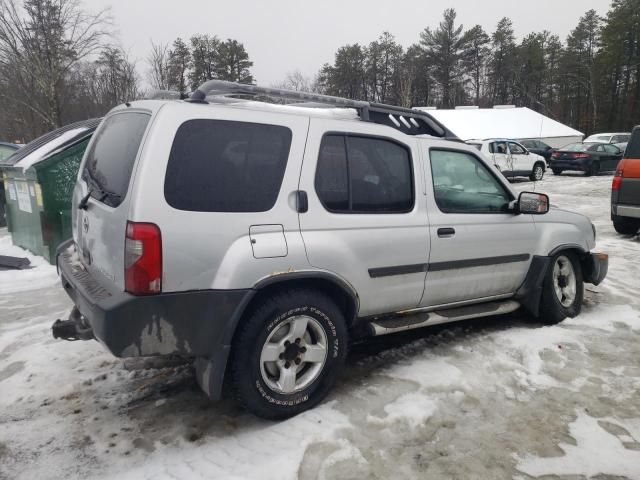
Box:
145;90;190;100
189;80;458;139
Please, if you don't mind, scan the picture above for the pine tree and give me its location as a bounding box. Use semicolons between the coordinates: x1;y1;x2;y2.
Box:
419;8;470;108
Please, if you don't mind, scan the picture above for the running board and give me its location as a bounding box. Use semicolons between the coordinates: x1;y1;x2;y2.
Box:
368;300;521;336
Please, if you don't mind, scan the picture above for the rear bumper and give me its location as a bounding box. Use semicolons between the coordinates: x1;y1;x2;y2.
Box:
582;252;608;286
549;159;589;171
612;203;640;219
56;240;251;358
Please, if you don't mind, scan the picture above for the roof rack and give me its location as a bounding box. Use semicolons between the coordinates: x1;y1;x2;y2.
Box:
188;80;458;139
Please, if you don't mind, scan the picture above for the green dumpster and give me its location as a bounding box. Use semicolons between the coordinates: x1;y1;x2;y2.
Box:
1;119;101;263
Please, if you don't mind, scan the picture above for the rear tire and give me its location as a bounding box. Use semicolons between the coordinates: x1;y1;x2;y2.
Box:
552;168;563;175
613;215;640;235
529;163;545;181
539;251;583;325
230;289;347;420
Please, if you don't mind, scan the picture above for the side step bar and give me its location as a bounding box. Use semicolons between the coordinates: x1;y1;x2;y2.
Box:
368;300;521;336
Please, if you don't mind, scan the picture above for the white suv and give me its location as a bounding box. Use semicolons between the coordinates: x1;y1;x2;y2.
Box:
467;139;546;181
52;81;608;419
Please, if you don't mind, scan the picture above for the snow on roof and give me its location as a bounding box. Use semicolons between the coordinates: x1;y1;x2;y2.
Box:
415;107;583;141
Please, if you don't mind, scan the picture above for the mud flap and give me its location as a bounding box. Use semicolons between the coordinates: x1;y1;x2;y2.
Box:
194;345;231;401
514;256;551;318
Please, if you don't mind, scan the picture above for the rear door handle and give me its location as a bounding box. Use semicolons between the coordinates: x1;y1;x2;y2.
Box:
438;227;456;238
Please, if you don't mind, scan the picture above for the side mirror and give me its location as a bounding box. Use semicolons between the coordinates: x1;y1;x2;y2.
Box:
517;191;549;215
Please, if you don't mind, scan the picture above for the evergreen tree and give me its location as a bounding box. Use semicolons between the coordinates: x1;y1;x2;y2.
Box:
462;25;490;105
216;39;254;83
167;38;191;94
420;9;470;108
488;17;517;105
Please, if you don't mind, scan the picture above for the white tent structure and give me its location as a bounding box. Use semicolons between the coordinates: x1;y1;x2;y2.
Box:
416;106;584;148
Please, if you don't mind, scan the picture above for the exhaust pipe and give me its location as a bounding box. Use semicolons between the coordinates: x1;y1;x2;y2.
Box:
52;307;94;341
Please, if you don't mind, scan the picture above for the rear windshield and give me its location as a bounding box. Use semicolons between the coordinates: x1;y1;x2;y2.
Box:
586;135;611;142
82;113;150;207
624;130;640;159
164;119;292;212
562;143;592;152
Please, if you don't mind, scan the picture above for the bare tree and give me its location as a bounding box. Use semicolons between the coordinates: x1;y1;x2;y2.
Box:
0;0;110;134
147;40;170;90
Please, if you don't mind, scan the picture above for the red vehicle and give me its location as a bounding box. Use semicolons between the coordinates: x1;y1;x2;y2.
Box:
611;126;640;234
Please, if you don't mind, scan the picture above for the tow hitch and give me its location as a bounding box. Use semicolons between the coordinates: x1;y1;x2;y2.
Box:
52;307;94;341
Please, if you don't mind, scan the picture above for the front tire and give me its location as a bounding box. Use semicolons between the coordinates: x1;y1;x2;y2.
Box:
613;215;640;235
530;163;545;181
552;168;563;175
539;251;583;325
230;289;347;420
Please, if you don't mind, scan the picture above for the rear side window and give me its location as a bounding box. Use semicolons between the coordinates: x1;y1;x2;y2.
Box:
315;134;414;213
624;130;640;158
165;120;292;212
83;113;150;207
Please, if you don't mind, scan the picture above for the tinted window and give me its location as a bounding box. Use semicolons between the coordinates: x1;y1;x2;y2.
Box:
315;134;413;213
165;120;292;212
430;149;512;214
83;113;150;207
315;135;348;211
520;140;534;149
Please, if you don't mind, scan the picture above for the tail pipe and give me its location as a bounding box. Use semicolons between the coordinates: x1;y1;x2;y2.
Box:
52;307;94;341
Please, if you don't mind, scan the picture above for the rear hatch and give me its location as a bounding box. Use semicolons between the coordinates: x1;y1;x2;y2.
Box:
616;128;640;206
72;110;151;290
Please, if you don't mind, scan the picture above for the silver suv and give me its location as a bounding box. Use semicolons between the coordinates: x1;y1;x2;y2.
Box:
52;81;608;419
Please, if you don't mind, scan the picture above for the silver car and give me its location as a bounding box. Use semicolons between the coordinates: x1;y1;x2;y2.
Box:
52;81;608;420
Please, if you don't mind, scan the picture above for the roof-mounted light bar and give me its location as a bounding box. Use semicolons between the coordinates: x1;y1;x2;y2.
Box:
188;80;458;139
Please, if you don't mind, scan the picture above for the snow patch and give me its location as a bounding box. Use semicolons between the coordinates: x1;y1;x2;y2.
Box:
517;412;640;479
367;392;437;428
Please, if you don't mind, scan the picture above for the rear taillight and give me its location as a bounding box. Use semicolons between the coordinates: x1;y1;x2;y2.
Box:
125;221;162;295
612;169;623;190
551;152;560;158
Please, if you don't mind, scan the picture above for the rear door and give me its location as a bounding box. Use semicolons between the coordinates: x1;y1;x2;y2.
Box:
74;111;151;288
299;119;430;317
420;147;536;307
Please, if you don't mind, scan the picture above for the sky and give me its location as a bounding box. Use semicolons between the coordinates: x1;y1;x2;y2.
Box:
85;0;613;86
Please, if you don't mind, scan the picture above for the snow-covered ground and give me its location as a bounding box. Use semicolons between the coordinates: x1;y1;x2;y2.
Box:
1;173;639;480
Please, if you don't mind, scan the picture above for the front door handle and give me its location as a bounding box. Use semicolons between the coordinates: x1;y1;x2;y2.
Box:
438;227;456;238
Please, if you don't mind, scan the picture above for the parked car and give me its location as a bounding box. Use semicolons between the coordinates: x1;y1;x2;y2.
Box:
550;142;623;176
584;132;631;151
611;126;640;234
51;80;608;420
467;139;546;181
518;139;555;163
0;141;20;162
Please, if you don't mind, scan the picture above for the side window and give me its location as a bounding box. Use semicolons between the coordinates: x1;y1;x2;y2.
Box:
315;134;414;213
493;141;508;155
508;142;526;155
520;140;533;149
164;119;292;212
603;144;620;154
430;149;512;214
596;144;606;152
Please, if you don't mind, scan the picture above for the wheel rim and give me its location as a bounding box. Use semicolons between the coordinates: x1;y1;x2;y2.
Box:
259;315;328;395
534;166;543;180
552;256;577;308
